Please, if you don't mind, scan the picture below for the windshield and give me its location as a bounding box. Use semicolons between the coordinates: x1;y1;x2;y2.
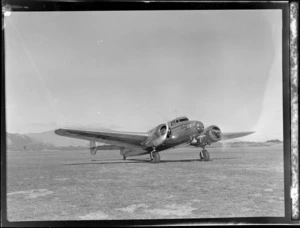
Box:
179;118;188;122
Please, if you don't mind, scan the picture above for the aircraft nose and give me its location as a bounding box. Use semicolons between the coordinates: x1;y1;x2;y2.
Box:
195;121;204;133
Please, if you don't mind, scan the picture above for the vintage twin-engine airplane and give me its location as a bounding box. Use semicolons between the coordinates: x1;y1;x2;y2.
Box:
55;116;254;163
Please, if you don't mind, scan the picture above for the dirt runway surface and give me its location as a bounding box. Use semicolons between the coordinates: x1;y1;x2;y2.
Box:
6;144;284;221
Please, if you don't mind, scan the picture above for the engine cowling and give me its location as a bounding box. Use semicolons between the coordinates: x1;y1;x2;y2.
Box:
144;123;170;148
191;125;222;146
203;125;222;143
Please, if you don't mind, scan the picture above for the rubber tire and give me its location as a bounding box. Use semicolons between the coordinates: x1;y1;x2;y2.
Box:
202;150;210;161
151;152;160;163
123;155;126;160
90;148;97;156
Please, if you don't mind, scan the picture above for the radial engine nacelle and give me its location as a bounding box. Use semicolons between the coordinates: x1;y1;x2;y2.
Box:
192;125;222;146
143;123;170;148
204;125;222;143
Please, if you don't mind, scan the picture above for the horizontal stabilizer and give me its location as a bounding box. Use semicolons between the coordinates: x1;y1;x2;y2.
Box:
94;145;122;150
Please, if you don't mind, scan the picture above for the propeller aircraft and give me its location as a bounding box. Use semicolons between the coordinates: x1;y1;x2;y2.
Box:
55;116;254;163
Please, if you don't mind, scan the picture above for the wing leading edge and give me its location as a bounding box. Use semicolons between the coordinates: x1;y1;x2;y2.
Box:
220;131;255;141
54;128;149;150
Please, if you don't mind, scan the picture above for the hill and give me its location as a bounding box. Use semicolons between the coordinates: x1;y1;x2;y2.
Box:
6;133;55;151
27;127;112;147
209;140;283;148
27;130;88;147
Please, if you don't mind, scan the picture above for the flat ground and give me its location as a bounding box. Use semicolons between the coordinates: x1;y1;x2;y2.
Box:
6;144;284;221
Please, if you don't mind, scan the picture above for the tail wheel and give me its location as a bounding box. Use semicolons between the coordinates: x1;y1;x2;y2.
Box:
202;150;210;161
90;148;97;156
151;152;160;163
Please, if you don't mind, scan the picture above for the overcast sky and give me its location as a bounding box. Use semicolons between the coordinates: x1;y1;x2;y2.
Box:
5;10;283;141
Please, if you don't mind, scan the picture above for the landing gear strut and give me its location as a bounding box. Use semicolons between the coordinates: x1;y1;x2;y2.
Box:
151;152;160;163
200;148;210;161
150;148;161;163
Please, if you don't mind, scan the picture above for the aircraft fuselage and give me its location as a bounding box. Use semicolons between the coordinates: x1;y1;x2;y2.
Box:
147;119;204;153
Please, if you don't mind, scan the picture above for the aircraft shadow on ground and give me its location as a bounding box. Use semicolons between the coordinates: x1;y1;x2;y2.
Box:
64;157;237;165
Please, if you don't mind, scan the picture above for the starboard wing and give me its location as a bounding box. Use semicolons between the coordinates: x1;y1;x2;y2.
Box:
54;128;149;150
220;131;255;141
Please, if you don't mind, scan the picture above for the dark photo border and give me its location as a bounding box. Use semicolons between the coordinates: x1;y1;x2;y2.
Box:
1;0;298;226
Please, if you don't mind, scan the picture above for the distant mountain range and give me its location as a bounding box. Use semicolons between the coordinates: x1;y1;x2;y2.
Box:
5;131;283;151
6;132;55;150
210;139;283;148
27;130;88;147
6;130;89;151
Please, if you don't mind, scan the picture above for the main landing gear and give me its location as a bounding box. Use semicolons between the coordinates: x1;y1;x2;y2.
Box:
150;148;161;163
199;148;210;161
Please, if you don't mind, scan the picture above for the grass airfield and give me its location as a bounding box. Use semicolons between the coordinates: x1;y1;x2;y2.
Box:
6;144;284;221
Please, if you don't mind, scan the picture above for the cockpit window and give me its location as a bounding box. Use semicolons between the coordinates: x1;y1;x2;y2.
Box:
170;117;189;126
179;118;188;122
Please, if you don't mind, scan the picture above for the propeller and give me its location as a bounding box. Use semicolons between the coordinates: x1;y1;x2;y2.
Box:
211;128;221;138
156;112;173;139
159;125;168;135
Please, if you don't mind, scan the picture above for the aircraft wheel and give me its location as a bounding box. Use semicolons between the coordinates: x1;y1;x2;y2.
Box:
123;155;126;160
202;150;210;161
151;152;160;163
90;148;97;156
